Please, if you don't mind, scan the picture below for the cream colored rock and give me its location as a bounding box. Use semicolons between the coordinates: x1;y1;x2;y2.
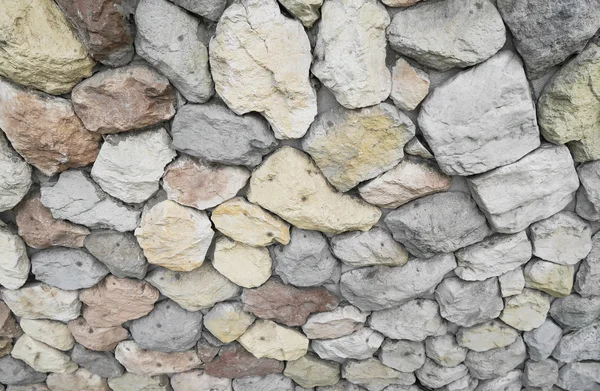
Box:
1;283;81;322
524;259;574;297
211;197;290;246
342;358;416;390
0;133;31;213
20;319;74;351
0;227;29;290
0;337;11;357
46;368;110;391
212;237;272;288
12;334;78;374
405;137;434;159
500;288;550;331
284;354;341;388
135;200;214;272
0;0;95;94
115;341;202;376
247;147;381;234
209;0;317;139
302;306;367;340
391;58;430;111
456;320;519;352
238;319;309;361
279;0;323;27
108;372;172;391
203;302;255;343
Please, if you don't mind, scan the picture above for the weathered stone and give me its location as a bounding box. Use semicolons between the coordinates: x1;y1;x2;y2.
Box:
467;144;579;233
500;288;551;331
468;370;522;391
31;248;108;290
196;338;220;364
576;161;600;221
390;58;429;111
2;283;81;322
440;375;478;391
359;157;451;209
204;343;284;379
552;321;600;362
530;212;592;265
416;359;468;389
146;264;241;311
341;253;456;311
12;334;78;374
312;328;384;363
20;319;74;351
84;230;147;279
524;259;574;297
342;359;416;391
404;137;434;159
0;134;30;212
163;157;250;211
576;232;600;297
135;200;213;272
108;372;172;391
499;268;525;297
465;337;527;380
557;362;600;391
6;384;50;391
550;294;600;329
316;381;368;391
387;0;505;71
0;227;30;290
0;337;12;357
46;368;110;391
279;0;322;27
425;335;467;367
40;170;140;232
302;306;367;340
71;344;124;379
242;279;338;327
203;302;255;344
523;319;562;361
171;370;231;391
136;0;213;103
247;147;381;234
232;374;293;391
210;0;316;138
0;302;21;338
0;355;47;386
456;320;519;353
238;319;308;361
523;359;559;388
379;339;425;373
115;341;202;376
0;80;100;176
384;192;490;258
284;354;341;388
370;299;446;341
68;317;129;352
0;0;95;94
213;237;272;288
79;275;159;327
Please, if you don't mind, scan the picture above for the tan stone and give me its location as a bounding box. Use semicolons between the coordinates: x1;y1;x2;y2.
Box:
47;368;111;391
4;385;50;391
247;147;381;234
238;319;309;361
108;373;172;391
171;370;232;391
135;200;214;272
1;283;81;322
0;337;12;357
342;358;416;390
0;0;95;94
79;275;159;327
68;317;128;352
12;334;78;374
0;79;101;176
524;259;574;297
0;301;22;338
456;320;519;352
213;237;272;288
15;191;89;249
390;58;430;111
500;288;551;331
284;354;341;388
115;340;202;376
162;156;250;210
203;302;256;343
20;319;74;351
212;197;290;246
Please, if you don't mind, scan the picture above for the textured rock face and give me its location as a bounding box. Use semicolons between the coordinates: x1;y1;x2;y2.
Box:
115;340;202;376
524;258;574;297
550;294;600;329
370;299;446;341
379;339;425;372
558;362;600;391
279;0;323;27
523;319;562;362
84;230;147;279
284;354;340;388
171;370;232;391
2;284;81;322
46;368;111;391
71;344;124;378
499;268;525;298
465;337;527;380
0;302;22;338
213;237;272;288
312;0;390;109
108;372;171;391
203;302;255;343
20;319;74;351
576;232;600;297
68;318;128;352
12;334;78;374
553;321;600;362
31;248;108;290
577;160;600;221
204;343;284;379
0;227;30;290
499;288;550;331
238;320;309;361
342;358;416;391
302;306;366;340
0;355;47;386
387;0;505;71
232;374;293;391
456;320;519;353
390;58;430;111
530;212;592;265
312;327;384;363
0;134;31;213
209;0;317;139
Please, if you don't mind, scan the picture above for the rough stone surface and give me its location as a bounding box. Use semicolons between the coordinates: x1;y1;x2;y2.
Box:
115;340;202;376
31;248;108;290
284;354;341;388
169;0;226;21
232;374;293;391
523;319;562;361
69;317;128;352
20;319;74;351
523;359;558;388
0;133;31;213
556;362;600;391
302;306;367;340
12;334;78;374
465;337;527;380
213;237;272;288
523;259;574;297
425;335;468;368
416;359;468;389
552;321;600;362
279;0;322;27
71;344;124;379
499;268;525;297
84;230;147;279
530;212;592;265
0;227;30;290
46;368;111;391
2;283;81;322
379;339;425;373
0;302;21;338
576;232;600;296
342;358;416;391
456;320;519;353
369;299;447;341
312;328;384;363
577;161;600;221
500;288;551;331
390;58;430;111
171;370;232;391
238;320;308;361
550;294;600;329
203;302;255;344
0;355;47;386
107;372;172;391
204;343;284;379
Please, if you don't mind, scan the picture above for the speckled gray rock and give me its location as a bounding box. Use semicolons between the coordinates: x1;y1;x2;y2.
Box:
273;228;339;287
550;294;600;329
369;299;446;341
130;300;203;353
84;230;147;279
233;374;293;391
171;103;277;167
169;0;226;21
384;192;489;258
576;161;600;221
31;247;109;290
435;277;503;327
557;362;600;391
473;370;522;391
71;344;124;379
523;319;562;361
425;335;467;368
440;375;478;391
530;212;592;265
576;232;600;297
0;133;31;212
552;321;600;362
311;328;384;363
523;359;559;388
416;359;468;389
0;355;47;385
378;339;425;373
465;337;527;380
499;268;525;297
340;253;456;311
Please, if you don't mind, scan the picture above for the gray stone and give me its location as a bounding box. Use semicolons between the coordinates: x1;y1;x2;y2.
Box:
316;381;367;391
40;170;141;232
557;362;600;391
435;277;504;327
369;299;446;341
311;328;384;363
456;320;519;353
530;212;592;265
342;359;416;391
135;0;214;103
31;248;109;290
71;344;124;379
378;339;425;373
497;0;600;78
576;161;600;221
384;192;490;258
467;144;579;234
233;374;293;391
524;359;559;388
84;230;147;279
0;226;29;290
440;375;478;391
576;232;600;296
474;370;522;391
0;356;47;385
500;288;551;331
302;305;367;340
465;337;527;380
0;133;31;212
169;0;226;21
387;0;505;71
550;294;600;329
171;102;277;167
415;359;468;389
273;228;339;287
552;321;600;362
425;335;467;368
418;51;539;176
340;253;456;311
455;232;532;281
130;299;203;353
499;268;525;297
523;319;563;361
523;258;574;298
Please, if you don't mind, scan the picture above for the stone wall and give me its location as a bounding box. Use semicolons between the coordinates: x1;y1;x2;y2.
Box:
0;0;599;390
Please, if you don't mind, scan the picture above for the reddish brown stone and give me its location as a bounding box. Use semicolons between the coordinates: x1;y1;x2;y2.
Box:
68;317;128;352
15;190;90;249
204;343;284;379
0;301;22;338
242;279;339;327
55;0;134;67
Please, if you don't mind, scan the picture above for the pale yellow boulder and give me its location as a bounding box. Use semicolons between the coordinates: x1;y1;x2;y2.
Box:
500;288;550;331
12;334;78;374
284;353;341;388
524;259;574;297
203;302;255;343
238;319;309;361
212;237;272;288
456;320;519;352
20;319;74;351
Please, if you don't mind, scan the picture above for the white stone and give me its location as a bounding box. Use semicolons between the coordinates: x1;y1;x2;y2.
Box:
425;335;468;367
524;259;574;297
1;283;81;322
213;237;272;288
530;212;592;265
456;320;519;353
390;58;430;111
279;0;323;27
499;268;525;297
311;328;383;363
302;305;367;340
0;133;31;212
0;227;29;290
369;299;447;341
379;339;426;373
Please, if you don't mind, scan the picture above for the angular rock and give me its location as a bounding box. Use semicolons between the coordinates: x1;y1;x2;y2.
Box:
135;200;213;272
384;192;490;258
31;248;108;290
241;279;338;326
370;299;446;341
390;58;429;111
79;275;159;327
0;227;30;290
312;328;384;363
359;157;451;209
340;253;457;311
247;147;380;234
20;319;74;351
387;0;505;71
0;337;11;357
279;0;323;27
68;317;129;352
232;374;293;391
213;237;272;288
404;137;434;160
418;51;539;176
115;341;201;376
195;339;220;364
0;355;47;386
379;339;425;373
550;294;600;329
523;319;562;361
209;0;316;138
0;80;100;176
499;268;525;297
577;160;600;221
0;0;95;94
524;359;558;388
204;343;284;379
426;335;467;367
145;264;240;311
0;302;21;338
576;232;600;296
108;373;172;391
552;321;600;362
84;230;147;279
2;283;81;322
342;359;416;391
169;0;226;21
416;359;468;389
530;212;592;265
238;320;308;361
500;288;550;331
556;362;600;391
171;370;231;391
135;0;213;103
0;134;30;212
284;354;341;388
40;170;140;232
465;337;527;380
203;302;255;344
456;320;519;353
12;334;78;374
71;344;124;379
472;370;522;391
46;368;110;391
302;305;367;340
467;144;579;233
524;259;574;297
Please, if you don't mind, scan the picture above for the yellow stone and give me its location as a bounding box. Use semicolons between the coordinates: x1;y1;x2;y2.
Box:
524;259;574;298
500;288;550;331
238;319;308;361
20;319;74;351
212;237;272;288
11;334;78;374
203;302;255;343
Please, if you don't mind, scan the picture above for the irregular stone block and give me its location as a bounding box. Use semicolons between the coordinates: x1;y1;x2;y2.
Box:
213;237;272;288
31;248;108;291
523;319;562;361
204;343;284;379
46;368;110;391
556;362;600;391
108;372;172;391
0;227;30;290
499;288;550;331
369;299;446;341
20;319;74;351
576;161;600;221
464;337;526;380
552;321;600;362
0;355;47;386
302;305;367;340
284;354;341;388
390;58;430;111
312;328;384;363
0;133;31;213
84;230;147;279
68;317;128;352
530;212;592;265
238;320;308;361
203;302;255;344
169;0;226;21
71;344;124;379
279;0;323;27
425;335;467;368
115;340;202;376
456;320;519;353
576;232;600;297
2;283;81;322
171;370;231;391
12;334;78;374
342;358;416;391
232;374;293;391
0;302;22;338
524;258;574;297
499;268;525;297
549;294;600;329
523;359;558;388
379;339;425;373
416;358;468;389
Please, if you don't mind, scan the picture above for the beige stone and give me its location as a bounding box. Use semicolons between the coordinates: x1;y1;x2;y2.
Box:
68;317;128;352
456;320;519;352
0;133;31;213
342;358;416;390
1;283;81;322
405;137;434;159
162;156;250;210
238;319;309;361
278;0;323;27
0;0;95;94
284;354;341;388
524;259;574;297
108;373;172;391
20;319;74;351
46;368;110;391
203;302;256;343
390;58;430;111
247;147;381;234
171;370;232;391
135;200;214;272
0;337;12;357
500;288;551;331
115;341;202;376
0;226;30;290
6;385;50;391
302;306;367;340
12;334;78;374
211;197;290;246
213;237;272;288
0;301;22;338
